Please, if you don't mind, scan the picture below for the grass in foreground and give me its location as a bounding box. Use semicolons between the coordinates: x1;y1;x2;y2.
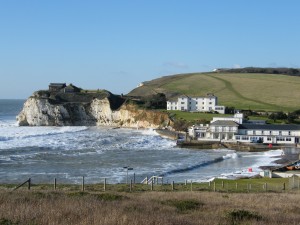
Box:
1;187;300;225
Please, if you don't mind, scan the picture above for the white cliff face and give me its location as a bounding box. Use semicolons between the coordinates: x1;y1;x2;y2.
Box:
17;97;170;128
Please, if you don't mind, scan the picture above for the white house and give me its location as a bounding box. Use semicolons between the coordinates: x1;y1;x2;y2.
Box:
167;94;225;114
235;124;300;144
188;113;300;145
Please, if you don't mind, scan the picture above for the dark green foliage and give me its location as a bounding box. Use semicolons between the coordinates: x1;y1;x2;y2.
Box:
162;199;203;212
0;218;19;225
287;112;297;123
225;106;235;114
173;119;191;131
140;93;167;109
227;209;262;224
218;67;300;76
268;111;287;122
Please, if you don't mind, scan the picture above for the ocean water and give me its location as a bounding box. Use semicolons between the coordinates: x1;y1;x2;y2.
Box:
0;99;282;184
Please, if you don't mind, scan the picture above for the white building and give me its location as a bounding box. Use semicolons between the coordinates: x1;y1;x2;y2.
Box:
235;124;300;144
188;113;300;145
167;94;225;114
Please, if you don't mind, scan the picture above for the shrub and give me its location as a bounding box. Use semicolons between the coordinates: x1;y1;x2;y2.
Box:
0;218;19;225
227;209;262;224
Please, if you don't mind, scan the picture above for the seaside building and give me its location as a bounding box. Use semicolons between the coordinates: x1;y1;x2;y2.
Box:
49;83;66;92
167;93;225;114
188;113;300;145
48;83;81;93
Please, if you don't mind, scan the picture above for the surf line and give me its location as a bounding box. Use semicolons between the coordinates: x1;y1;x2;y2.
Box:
159;154;234;177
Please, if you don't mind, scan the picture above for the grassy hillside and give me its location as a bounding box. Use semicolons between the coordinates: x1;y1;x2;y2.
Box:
129;72;300;112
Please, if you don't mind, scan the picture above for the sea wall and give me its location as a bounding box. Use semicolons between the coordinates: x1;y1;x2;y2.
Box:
17;96;171;128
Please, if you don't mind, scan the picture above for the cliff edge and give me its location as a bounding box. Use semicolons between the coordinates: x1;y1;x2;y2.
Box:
17;89;171;128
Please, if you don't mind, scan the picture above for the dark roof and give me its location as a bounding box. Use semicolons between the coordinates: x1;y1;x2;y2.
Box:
210;121;239;126
239;123;300;131
49;83;66;87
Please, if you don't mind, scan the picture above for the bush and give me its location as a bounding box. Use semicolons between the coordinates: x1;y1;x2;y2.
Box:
0;218;19;225
227;209;262;224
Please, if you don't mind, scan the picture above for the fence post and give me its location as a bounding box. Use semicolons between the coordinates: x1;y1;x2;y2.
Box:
28;178;31;190
54;178;57;190
222;181;224;188
213;182;216;192
146;176;148;185
249;183;252;192
82;176;85;192
265;182;268;192
151;180;153;191
190;180;193;192
283;182;286;191
104;178;106;191
130;179;132;192
235;182;238;190
185;179;187;186
161;177;163;185
172;181;174;191
133;173;135;184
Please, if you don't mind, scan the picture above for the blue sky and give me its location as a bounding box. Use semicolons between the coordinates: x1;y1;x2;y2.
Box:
0;0;299;99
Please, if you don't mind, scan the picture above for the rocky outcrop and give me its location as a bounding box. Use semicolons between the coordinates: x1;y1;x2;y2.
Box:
17;95;171;128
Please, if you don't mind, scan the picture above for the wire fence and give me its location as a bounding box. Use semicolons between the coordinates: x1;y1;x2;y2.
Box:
8;175;300;193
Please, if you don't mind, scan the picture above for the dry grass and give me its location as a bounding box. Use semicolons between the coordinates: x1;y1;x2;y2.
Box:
1;189;300;225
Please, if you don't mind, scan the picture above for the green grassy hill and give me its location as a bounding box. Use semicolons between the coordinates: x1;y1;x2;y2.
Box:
128;72;300;112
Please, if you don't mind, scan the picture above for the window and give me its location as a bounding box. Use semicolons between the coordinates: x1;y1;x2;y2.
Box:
267;137;271;141
209;102;212;104
286;137;292;141
236;136;240;140
181;102;185;104
288;131;291;135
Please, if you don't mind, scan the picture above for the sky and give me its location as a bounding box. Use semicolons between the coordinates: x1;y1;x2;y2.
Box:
0;0;300;99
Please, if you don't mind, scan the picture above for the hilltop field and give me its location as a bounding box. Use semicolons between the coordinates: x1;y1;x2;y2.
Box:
129;71;300;112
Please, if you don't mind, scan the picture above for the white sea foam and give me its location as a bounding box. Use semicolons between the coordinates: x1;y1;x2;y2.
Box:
0;108;288;184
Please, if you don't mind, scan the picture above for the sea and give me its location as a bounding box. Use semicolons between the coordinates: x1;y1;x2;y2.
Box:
0;99;283;184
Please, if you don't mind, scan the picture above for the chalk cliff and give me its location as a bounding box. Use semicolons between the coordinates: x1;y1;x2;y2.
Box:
17;92;171;128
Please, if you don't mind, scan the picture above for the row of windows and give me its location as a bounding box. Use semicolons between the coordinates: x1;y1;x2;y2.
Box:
248;130;292;135
236;136;293;142
181;98;214;100
180;102;213;105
